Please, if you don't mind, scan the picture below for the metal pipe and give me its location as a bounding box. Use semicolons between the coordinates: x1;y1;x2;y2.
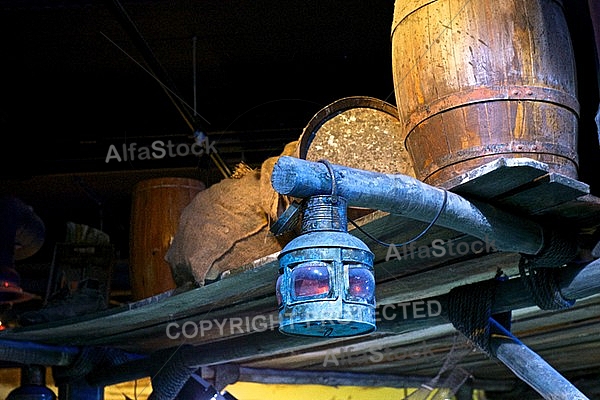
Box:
271;156;545;255
489;318;590;400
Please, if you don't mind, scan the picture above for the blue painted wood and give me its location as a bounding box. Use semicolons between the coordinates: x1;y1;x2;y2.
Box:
270;156;545;255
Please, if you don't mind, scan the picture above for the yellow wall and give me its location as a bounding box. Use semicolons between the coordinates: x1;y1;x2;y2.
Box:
0;369;152;400
1;369;472;400
225;382;416;400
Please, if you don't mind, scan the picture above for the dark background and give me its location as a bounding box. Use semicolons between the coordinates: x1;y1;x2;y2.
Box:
0;0;598;278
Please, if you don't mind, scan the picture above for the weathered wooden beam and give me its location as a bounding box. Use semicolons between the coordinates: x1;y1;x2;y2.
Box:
0;260;279;345
271;156;545;255
233;366;514;392
489;318;590;400
0;339;79;366
89;345;515;392
495;172;590;215
88;258;600;386
377;258;600;334
441;157;550;197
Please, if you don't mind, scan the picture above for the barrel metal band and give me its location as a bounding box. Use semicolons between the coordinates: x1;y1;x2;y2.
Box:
403;85;581;138
416;142;579;183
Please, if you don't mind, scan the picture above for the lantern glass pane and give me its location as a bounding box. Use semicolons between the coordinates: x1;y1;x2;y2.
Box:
347;264;375;301
291;262;330;299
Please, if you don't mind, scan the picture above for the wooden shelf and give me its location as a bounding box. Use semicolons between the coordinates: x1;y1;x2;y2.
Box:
1;157;599;392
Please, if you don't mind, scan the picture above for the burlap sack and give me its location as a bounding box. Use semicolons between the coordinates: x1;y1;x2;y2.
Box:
165;141;297;287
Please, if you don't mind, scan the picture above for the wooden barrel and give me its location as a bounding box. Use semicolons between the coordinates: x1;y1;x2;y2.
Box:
298;96;415;220
391;0;580;186
298;96;415;176
129;177;205;300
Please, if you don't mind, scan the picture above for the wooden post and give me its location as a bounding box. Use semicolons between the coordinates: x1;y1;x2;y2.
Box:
489;318;590;400
271;156;545;255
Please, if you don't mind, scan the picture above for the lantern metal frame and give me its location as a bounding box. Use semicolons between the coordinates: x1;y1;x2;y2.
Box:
276;190;376;337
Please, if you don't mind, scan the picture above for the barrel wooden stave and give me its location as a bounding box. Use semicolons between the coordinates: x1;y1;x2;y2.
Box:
129;177;205;300
391;0;579;185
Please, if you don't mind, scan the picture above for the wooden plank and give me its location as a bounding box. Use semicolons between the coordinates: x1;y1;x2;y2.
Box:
534;194;600;232
0;257;281;346
233;366;515;392
495;172;590;215
41;260;600;391
0;242;515;353
374;252;521;305
440;157;599;231
0;199;562;352
4;250;520;353
443;157;550;199
244;326;466;374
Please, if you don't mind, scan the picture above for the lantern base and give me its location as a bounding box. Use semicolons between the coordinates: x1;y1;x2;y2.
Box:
279;318;376;337
279;300;375;337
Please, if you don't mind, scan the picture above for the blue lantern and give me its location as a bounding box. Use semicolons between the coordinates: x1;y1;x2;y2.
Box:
6;365;56;400
276;195;375;337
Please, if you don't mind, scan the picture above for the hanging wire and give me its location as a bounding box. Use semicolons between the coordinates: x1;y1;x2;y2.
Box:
317;159;448;248
192;35;198;117
349;189;447;248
